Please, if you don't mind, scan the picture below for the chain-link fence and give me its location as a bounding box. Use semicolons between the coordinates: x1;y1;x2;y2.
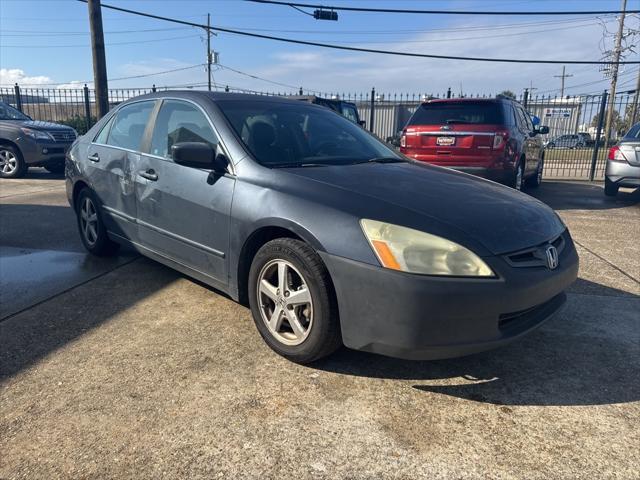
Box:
1;83;638;180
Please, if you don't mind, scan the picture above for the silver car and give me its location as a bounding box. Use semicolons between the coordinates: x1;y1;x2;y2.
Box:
605;123;640;196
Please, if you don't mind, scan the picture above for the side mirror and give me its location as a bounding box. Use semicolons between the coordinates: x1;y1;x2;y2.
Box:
171;142;227;173
536;125;550;135
359;120;366;128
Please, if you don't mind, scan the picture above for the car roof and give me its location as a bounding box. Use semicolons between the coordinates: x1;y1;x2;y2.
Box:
118;90;321;106
420;97;518;106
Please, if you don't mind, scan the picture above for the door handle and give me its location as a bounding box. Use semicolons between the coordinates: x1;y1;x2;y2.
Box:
139;169;158;181
88;153;100;162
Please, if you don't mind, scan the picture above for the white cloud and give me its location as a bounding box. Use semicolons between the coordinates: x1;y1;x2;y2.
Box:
0;68;52;86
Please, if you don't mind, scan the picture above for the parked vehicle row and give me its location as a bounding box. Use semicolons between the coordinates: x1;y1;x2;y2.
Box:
0;101;76;178
399;97;549;190
66;91;578;363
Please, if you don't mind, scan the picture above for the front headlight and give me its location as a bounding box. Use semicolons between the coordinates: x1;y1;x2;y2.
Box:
360;219;494;277
20;127;53;141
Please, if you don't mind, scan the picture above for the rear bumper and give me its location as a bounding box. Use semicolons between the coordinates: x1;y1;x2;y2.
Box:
606;160;640;188
319;230;579;360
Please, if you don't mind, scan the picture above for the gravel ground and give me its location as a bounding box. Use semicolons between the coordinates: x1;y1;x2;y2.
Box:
1;174;638;479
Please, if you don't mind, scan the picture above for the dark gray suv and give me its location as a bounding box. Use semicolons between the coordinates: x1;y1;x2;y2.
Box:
0;101;76;178
66;91;578;364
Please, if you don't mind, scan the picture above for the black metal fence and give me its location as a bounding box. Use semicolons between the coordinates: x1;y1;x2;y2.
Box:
1;83;638;180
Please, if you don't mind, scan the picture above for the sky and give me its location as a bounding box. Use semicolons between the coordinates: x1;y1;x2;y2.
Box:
0;0;638;98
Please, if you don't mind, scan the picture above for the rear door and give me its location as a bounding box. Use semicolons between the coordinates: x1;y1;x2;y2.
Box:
402;101;502;167
134;98;235;285
86;100;156;242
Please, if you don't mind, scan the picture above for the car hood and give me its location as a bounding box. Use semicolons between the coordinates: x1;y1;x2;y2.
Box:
20;120;74;131
282;161;564;255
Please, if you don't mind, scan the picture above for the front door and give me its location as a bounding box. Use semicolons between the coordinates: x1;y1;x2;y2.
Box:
135;99;234;285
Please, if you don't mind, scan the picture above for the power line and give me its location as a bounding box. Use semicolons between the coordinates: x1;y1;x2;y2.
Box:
74;1;640;65
0;34;201;48
246;0;640;16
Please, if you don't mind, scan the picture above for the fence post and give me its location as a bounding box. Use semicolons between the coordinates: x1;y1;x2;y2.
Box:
446;87;451;99
369;87;375;133
151;84;157;93
299;87;303;95
83;84;92;132
14;83;22;112
589;90;608;181
523;88;529;109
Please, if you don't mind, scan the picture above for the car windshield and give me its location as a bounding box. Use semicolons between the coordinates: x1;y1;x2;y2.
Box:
0;102;30;121
218;100;402;167
408;102;503;125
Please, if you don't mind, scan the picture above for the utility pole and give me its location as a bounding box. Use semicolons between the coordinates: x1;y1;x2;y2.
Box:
554;66;573;98
630;69;640;125
88;0;109;119
604;0;627;146
207;13;212;91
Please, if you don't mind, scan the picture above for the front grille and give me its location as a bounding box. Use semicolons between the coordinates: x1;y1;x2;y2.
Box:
48;130;76;142
503;233;565;268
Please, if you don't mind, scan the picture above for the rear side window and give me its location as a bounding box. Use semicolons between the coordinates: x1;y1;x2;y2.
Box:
106;101;155;151
149;100;218;159
341;105;359;124
94;115;114;144
408;102;503;126
623;124;640;140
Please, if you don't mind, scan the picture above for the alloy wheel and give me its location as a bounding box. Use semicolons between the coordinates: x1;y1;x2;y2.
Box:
257;259;313;346
537;160;544;184
0;149;18;175
80;197;99;246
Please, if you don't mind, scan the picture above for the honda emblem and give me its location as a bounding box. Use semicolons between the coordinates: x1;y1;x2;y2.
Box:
545;245;559;270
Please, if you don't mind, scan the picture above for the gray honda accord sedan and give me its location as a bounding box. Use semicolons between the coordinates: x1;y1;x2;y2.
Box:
66;91;578;363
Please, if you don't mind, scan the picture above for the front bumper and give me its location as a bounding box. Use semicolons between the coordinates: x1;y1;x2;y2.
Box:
17;137;73;166
320;230;579;360
606;160;640;188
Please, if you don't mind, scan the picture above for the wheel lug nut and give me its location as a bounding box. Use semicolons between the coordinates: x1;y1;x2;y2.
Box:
284;291;290;297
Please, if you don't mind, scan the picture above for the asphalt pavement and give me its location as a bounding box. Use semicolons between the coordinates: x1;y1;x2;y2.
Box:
1;171;638;479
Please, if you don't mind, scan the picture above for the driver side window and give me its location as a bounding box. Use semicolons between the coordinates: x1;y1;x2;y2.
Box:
150;100;218;159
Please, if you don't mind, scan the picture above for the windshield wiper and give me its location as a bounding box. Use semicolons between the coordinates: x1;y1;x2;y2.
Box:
355;156;405;164
269;162;328;168
445;119;473;124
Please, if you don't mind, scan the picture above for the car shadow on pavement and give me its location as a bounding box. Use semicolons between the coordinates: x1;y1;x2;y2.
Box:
529;180;640;211
314;279;639;407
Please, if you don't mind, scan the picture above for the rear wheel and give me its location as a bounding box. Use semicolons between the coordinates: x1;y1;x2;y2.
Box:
248;238;341;364
604;177;619;197
526;157;543;188
75;188;119;256
0;145;27;178
512;159;525;191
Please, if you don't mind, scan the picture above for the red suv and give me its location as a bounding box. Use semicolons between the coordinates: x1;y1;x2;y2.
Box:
400;97;548;190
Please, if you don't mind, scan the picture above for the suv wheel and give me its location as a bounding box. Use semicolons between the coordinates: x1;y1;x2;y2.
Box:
604;177;619;197
512;160;525;191
75;188;119;256
0;145;27;178
526;158;543;188
248;238;341;363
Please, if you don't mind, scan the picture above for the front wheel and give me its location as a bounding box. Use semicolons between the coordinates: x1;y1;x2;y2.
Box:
0;145;27;178
604;177;619;197
248;238;341;364
75;188;119;256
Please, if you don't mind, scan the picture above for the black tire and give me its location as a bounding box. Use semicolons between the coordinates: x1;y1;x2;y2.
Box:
0;145;27;179
248;238;341;363
526;157;543;188
511;159;525;191
75;188;119;256
604;178;619;197
44;162;65;174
